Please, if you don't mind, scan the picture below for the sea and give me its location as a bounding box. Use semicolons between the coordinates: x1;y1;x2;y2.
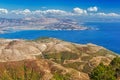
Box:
0;22;120;54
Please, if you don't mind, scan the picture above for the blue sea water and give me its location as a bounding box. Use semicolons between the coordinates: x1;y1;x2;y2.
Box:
0;22;120;54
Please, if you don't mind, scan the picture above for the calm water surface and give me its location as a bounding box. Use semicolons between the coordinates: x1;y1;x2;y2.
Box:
0;22;120;53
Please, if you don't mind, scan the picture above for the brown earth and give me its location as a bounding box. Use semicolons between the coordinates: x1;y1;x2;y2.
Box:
0;38;117;80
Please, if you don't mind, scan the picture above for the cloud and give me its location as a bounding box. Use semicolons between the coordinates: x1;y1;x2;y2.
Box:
44;9;67;15
73;7;87;15
11;9;31;15
32;10;42;14
33;9;73;16
96;12;119;17
0;8;8;14
87;6;98;12
0;7;119;18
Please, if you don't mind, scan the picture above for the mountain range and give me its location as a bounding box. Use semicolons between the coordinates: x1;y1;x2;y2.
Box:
0;17;92;34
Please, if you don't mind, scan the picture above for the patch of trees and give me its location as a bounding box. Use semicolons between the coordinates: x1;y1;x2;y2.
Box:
90;57;120;80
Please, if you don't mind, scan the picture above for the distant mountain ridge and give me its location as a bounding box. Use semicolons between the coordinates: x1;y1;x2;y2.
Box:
0;17;93;34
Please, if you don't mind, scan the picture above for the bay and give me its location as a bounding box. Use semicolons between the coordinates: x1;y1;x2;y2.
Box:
0;22;120;54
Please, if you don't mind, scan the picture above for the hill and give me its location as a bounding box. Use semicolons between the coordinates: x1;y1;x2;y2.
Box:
0;38;118;80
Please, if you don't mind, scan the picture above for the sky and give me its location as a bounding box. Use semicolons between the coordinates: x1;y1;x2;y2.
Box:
0;0;120;18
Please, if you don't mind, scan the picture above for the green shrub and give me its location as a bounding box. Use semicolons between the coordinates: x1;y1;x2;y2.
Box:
90;63;116;80
90;57;120;80
52;73;71;80
0;62;42;80
43;51;79;64
63;62;84;71
110;57;120;78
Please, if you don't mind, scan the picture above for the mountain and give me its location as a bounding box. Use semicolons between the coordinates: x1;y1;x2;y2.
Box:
0;18;91;34
0;38;118;80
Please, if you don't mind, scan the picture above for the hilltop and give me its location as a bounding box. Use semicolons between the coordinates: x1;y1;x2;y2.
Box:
0;38;118;80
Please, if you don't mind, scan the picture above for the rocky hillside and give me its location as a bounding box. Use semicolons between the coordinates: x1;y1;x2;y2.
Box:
0;38;118;80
